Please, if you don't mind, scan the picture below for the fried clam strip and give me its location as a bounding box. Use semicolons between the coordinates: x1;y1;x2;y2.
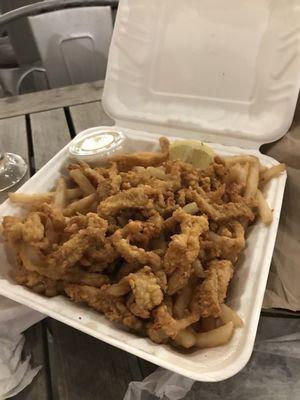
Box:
191;259;233;318
201;221;245;263
128;267;163;318
2;203;72;253
13;264;64;297
33;204;66;249
47;213;108;272
163;209;209;295
84;241;119;272
111;229;161;271
63;193;98;217
63;212;119;272
2;213;44;245
36;203;65;230
163;159;198;185
97;185;158;219
6;212;109;278
83;163;121;200
121;211;164;247
110;136;170;171
65;283;143;332
18;245;109;288
120;166;181;192
173;274;198;319
116;262;140;280
186;189;256;222
147;304;199;344
105;266;164;319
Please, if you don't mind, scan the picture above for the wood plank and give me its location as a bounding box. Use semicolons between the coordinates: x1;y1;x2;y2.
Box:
68;101;114;134
0;81;104;120
0;117;51;399
46;320;135;400
13;322;50;400
0;116;29;203
30;109;71;170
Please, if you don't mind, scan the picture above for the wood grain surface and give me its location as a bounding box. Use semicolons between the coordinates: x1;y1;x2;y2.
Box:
30;109;71;170
69;101;114;134
0;116;51;399
0;81;104;119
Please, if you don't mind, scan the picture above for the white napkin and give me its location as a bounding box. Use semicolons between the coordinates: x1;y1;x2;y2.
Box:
0;296;44;399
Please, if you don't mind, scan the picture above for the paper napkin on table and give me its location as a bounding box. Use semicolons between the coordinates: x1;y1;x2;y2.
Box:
0;296;44;399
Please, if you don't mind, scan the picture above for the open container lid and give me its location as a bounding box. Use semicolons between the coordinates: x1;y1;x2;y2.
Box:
103;0;300;149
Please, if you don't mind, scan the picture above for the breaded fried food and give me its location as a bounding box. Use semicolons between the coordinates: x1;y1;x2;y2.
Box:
111;228;161;270
148;304;198;343
111;136;169;171
97;185;157;218
164;209;209;294
126;266;163;318
65;283;143;332
1;136;285;351
191;260;233;317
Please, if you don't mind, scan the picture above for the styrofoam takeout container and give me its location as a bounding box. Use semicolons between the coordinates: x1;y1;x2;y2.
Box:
0;0;299;382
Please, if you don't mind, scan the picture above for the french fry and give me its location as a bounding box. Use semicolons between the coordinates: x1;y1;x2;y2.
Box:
225;155;258;166
220;304;243;328
230;162;249;186
173;286;192;319
256;189;273;224
244;161;259;199
9;192;53;205
174;329;196;349
195;321;234;348
53;178;67;211
259;163;285;187
63;193;97;216
182;202;199;215
69;168;95;195
66;187;82;201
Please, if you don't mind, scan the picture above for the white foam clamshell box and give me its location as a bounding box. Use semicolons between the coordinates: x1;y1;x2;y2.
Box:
0;0;299;381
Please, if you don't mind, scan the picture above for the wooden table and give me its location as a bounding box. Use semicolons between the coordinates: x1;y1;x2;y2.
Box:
0;81;299;400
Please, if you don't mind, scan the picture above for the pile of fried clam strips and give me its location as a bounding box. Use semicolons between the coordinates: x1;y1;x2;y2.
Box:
1;137;285;350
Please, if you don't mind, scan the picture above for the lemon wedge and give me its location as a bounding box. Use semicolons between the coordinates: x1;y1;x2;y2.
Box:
169;140;215;169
